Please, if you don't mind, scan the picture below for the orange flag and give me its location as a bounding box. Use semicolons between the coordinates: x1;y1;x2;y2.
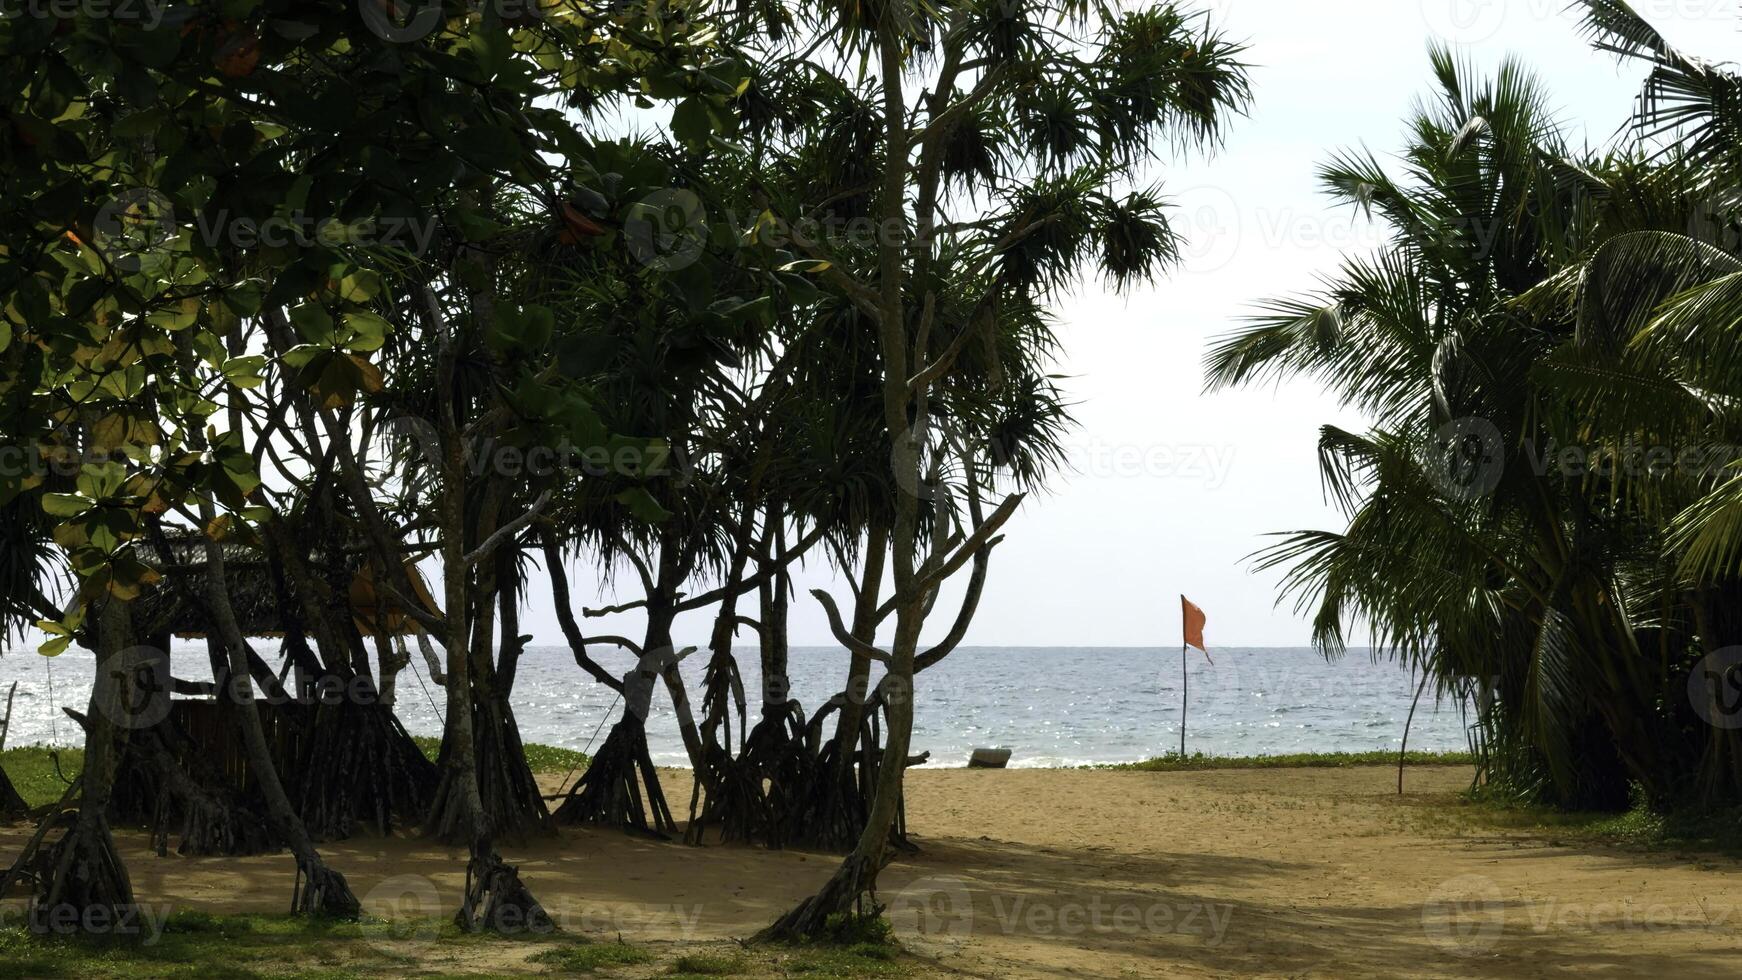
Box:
1181;595;1211;663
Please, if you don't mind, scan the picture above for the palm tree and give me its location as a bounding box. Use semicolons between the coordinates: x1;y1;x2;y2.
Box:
1210;7;1742;808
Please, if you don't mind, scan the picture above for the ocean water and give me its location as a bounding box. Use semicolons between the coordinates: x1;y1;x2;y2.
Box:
0;645;1470;768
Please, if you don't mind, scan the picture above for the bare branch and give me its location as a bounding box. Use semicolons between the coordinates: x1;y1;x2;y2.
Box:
915;533;1002;673
464;490;551;566
673;523;827;612
811;589;892;665
582;598;652;618
615;533;658;595
414;629;447;685
878;492;1025;620
541;530;628;695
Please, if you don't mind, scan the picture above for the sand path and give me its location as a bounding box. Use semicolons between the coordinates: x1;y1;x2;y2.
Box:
3;766;1738;977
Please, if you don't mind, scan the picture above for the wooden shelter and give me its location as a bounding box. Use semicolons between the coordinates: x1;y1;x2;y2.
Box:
130;528;438;644
106;528;443;847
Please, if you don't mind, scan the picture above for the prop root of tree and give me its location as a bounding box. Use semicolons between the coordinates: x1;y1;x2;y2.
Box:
111;726;276;856
291;856;360;917
294;698;438;840
554;714;674;837
754;851;881;942
427;697;549;844
690;702;811;848
781;700;910;853
1;807;139;934
685;742;777;846
455;842;555;935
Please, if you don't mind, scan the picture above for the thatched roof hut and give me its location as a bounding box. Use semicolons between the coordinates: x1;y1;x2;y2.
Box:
131;528;437;641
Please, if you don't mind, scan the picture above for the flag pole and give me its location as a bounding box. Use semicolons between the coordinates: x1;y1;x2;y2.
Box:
1180;638;1188;758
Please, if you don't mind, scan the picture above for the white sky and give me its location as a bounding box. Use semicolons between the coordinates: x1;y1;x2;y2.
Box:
532;1;1739;651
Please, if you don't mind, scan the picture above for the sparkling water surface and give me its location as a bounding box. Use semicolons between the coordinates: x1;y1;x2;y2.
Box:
0;646;1470;768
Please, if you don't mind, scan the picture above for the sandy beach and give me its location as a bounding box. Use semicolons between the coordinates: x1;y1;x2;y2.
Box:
4;765;1738;978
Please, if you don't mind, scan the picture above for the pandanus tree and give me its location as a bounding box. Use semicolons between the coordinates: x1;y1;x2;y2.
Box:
519;137;830;836
729;0;1250;936
1207;1;1742;809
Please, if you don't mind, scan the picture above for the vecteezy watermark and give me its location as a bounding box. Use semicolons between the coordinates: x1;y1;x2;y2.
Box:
1513;897;1733;934
1689;646;1742;730
1422;874;1506;955
1420;0;1737;45
1169;187;1518;275
357;877;706;945
359;874;444;951
619;180;1396;278
96;648;412;728
189;210;439;256
359;0;444;42
625;189;709;273
111;644;176;730
1523;440;1742;482
1065;439;1237;489
1424;874;1732;954
10;902;176;944
89;190;440;266
1174;185;1242;274
1423;416;1506;501
383;414;687;483
359;0;550;43
985;894;1233;944
0;0;170;28
891;876;1234;948
1419;0;1508;44
92;188;177;273
887;411;1238;504
890;876;975;949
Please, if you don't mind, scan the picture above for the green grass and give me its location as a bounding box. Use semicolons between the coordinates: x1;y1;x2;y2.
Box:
670;952;750;975
0;910;667;979
0;905;907;980
1102;749;1475;772
527;939;654;972
406;737;589;776
1417;783;1742;856
1;744;83;808
0;910;420;979
519;742;591;776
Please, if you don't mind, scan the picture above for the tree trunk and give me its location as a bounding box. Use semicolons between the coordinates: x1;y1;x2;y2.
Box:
418;277;550;932
759;615;918;938
757;515;792;721
15;595;136;931
832;520;889;775
685;509;758;845
425;427;488;847
648;537;704;768
762;24;923;938
195;498;360;916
